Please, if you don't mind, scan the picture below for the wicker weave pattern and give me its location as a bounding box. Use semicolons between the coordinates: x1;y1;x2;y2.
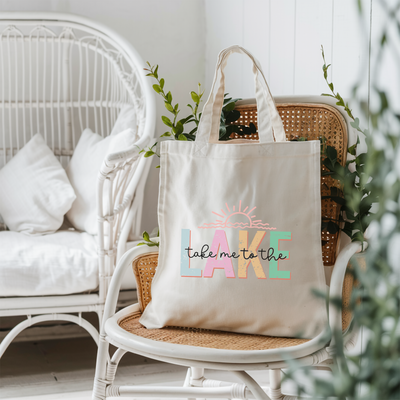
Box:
342;271;355;332
230;103;348;267
132;252;159;312
132;253;353;332
341;255;366;331
119;311;309;350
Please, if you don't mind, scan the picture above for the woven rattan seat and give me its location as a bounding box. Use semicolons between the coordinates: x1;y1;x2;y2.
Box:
132;252;356;333
119;311;309;351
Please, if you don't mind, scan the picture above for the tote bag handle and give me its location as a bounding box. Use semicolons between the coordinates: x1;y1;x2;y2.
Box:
196;45;286;144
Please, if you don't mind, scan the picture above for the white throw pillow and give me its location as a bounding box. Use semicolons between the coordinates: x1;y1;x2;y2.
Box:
110;104;138;136
0;134;76;235
66;128;138;235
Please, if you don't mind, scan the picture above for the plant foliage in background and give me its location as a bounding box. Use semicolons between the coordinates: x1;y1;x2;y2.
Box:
140;63;256;158
286;1;400;398
320;46;376;244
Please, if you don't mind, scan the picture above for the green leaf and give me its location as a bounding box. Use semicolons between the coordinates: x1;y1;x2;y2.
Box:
166;91;172;103
249;123;257;133
173;121;184;135
161;116;173;127
160;132;171;137
226;124;241;135
144;150;154;158
327;221;340;234
379;90;388;111
355;152;367;166
156;165;160;168
350;118;360;129
178;134;187;141
191;91;200;103
179;116;192;124
153;65;159;79
174;103;179;112
348;144;357;156
223;102;236;112
164;102;174;113
225;109;241;124
143;231;150;241
331;196;346;206
160;78;165;89
321;93;335;97
328;82;334;91
184;133;196;140
219;125;227;140
326;146;338;162
152;84;162;94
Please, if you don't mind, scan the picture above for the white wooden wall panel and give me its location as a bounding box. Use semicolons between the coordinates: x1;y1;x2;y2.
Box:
204;0;244;98
269;0;296;96
205;0;374;102
294;0;333;95
331;0;371;99
370;0;400;112
242;0;270;98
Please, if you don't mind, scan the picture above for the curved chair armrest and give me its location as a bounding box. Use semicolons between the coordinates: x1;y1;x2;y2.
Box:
101;245;157;334
328;241;363;341
101;135;152;174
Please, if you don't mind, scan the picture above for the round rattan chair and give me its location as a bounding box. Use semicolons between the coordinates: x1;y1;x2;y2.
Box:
92;97;363;400
0;12;155;358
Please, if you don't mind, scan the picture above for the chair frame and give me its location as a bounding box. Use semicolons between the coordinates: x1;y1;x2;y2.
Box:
0;12;155;357
92;96;364;400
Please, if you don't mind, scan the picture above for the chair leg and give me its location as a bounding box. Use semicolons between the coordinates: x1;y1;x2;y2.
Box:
183;367;205;400
269;369;283;400
92;337;111;400
233;371;271;400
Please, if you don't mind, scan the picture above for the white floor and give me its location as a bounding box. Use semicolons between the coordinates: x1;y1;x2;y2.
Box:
0;334;331;399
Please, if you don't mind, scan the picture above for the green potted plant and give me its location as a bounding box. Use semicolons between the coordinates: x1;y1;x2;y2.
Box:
284;2;399;398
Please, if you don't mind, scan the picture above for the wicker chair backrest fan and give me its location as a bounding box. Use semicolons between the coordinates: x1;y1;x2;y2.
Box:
231;103;348;267
0;20;146;168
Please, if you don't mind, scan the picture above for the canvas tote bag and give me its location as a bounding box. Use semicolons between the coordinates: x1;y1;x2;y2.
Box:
140;45;328;339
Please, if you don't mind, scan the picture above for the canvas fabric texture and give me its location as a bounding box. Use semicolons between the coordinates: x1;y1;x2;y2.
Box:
140;45;328;339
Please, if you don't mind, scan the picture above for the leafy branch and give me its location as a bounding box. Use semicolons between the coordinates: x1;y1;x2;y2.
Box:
137;229;159;247
144;62;203;142
320;46;375;244
140;63;251;164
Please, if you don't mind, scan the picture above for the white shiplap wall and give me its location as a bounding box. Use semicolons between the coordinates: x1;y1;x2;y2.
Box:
205;0;373;101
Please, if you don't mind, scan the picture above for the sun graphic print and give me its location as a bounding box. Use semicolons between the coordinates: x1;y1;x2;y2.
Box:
198;201;276;230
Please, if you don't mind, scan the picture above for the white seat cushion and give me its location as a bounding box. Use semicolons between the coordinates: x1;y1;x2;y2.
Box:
0;230;99;297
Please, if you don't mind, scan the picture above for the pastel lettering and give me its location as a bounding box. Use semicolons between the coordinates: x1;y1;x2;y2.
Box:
238;231;267;279
269;231;291;279
180;229;202;277
203;230;235;278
